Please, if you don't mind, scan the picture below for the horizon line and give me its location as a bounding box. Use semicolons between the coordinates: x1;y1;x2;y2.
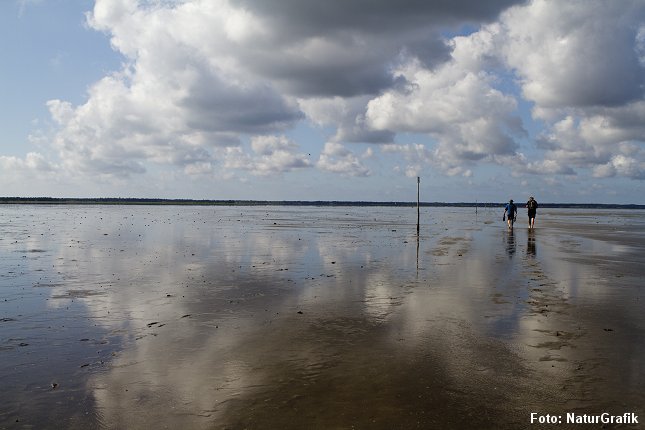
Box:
1;197;644;209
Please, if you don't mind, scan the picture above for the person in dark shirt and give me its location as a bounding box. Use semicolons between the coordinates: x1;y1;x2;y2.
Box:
526;196;538;229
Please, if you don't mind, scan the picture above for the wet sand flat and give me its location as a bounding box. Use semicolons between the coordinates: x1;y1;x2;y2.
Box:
1;205;644;429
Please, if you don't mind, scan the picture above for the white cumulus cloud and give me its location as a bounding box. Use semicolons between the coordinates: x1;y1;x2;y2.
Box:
317;142;370;177
9;0;645;199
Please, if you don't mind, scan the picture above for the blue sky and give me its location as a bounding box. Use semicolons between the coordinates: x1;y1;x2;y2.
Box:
1;0;645;203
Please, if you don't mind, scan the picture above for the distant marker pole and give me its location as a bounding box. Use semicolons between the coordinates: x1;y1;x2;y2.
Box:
417;176;420;233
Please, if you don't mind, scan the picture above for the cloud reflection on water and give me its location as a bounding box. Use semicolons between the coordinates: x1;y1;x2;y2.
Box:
1;206;644;428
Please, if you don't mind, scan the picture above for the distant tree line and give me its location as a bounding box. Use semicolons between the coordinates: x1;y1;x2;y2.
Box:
0;197;643;209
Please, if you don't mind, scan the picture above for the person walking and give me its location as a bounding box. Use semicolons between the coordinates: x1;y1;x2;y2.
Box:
526;196;538;229
503;199;517;230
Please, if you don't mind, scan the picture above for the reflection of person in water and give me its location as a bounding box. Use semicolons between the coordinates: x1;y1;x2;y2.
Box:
505;228;516;258
527;229;536;257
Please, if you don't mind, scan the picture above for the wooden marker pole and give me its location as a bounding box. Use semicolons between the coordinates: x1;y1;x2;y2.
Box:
417;176;420;233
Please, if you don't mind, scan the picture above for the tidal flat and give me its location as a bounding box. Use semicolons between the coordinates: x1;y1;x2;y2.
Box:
1;205;644;429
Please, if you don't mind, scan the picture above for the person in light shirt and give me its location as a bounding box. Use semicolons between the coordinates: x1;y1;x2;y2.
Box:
503;199;517;230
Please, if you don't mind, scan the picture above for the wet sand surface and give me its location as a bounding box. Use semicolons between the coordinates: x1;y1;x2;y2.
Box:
1;205;644;429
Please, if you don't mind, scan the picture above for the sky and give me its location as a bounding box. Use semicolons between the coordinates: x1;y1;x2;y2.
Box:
1;0;645;203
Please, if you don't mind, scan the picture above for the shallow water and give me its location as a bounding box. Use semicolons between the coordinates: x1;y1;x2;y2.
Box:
1;205;644;429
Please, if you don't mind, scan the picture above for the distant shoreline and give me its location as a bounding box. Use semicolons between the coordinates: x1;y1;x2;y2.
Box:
0;197;644;209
